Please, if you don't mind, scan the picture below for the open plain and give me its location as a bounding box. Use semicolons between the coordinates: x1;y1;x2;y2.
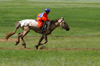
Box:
0;0;100;66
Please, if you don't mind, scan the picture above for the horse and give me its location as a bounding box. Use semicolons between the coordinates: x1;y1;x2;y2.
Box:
5;17;70;49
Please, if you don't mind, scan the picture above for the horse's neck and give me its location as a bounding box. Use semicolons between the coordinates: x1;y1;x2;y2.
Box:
50;21;59;31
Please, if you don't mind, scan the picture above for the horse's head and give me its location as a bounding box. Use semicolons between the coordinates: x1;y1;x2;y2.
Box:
56;17;69;31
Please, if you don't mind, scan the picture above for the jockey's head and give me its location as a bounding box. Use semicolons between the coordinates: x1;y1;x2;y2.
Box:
45;8;50;14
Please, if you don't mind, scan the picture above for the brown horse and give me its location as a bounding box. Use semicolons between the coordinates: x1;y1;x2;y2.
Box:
5;17;69;49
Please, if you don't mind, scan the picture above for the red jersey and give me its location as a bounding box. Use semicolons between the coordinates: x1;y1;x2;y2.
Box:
37;12;50;27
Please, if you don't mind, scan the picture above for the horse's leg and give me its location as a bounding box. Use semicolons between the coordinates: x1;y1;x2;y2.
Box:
21;27;30;48
35;35;48;49
41;35;48;44
15;33;22;46
35;35;44;49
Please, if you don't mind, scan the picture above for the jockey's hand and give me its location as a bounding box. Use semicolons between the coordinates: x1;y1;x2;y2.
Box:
42;20;44;22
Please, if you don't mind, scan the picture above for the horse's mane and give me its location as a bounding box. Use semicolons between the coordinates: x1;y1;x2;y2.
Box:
50;19;59;24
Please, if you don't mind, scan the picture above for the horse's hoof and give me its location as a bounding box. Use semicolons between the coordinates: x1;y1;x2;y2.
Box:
15;43;18;46
22;44;26;48
24;45;26;48
15;42;19;46
15;44;17;46
35;45;38;49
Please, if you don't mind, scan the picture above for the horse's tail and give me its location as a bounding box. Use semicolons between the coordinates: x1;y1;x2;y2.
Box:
5;21;20;40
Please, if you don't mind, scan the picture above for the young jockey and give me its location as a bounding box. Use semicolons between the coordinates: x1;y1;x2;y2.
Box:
36;8;50;33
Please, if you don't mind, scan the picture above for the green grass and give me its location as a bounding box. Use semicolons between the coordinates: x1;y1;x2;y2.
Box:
0;49;100;66
0;36;100;66
0;0;100;66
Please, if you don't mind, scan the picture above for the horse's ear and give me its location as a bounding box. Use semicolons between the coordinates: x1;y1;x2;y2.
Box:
61;17;64;20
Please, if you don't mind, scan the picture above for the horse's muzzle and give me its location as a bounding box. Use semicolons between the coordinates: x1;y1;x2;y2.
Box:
65;28;70;31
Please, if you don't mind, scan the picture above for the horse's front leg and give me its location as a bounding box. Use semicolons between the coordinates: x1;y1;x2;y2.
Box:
42;35;48;44
35;35;44;49
35;35;48;49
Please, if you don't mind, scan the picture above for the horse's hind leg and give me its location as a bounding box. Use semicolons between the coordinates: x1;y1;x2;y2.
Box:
21;27;30;48
15;33;22;46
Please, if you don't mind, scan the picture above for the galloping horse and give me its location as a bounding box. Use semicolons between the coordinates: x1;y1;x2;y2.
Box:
5;17;69;49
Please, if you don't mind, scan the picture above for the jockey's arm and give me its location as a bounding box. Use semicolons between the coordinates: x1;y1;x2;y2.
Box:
42;13;50;21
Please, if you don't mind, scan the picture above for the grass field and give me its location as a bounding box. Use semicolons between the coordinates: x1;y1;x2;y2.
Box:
0;0;100;66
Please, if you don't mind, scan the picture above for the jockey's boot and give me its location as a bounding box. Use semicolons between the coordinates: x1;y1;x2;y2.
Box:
40;27;45;34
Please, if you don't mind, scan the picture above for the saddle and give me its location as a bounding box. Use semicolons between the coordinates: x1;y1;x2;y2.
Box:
35;20;50;31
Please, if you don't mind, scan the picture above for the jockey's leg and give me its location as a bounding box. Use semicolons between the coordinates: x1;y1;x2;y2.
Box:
38;20;44;33
40;27;44;33
46;21;50;30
